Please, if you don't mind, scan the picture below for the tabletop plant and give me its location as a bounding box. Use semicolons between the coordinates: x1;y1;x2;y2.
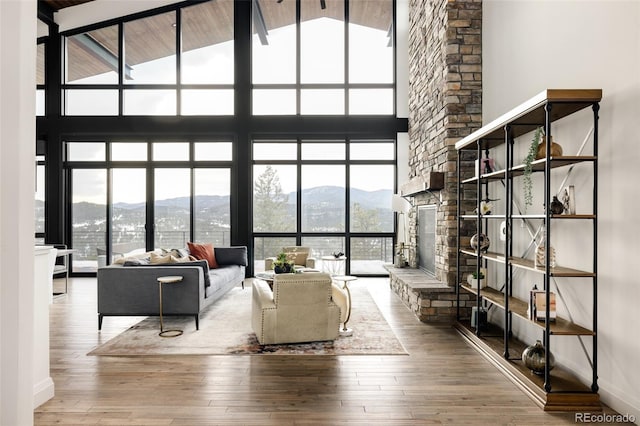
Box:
272;252;294;273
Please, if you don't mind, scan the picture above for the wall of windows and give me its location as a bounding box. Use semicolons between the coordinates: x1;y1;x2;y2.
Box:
66;140;232;273
252;0;394;115
62;1;234;116
253;139;395;275
37;0;405;276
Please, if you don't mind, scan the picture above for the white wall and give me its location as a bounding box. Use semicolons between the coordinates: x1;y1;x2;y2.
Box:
1;0;38;424
484;0;640;419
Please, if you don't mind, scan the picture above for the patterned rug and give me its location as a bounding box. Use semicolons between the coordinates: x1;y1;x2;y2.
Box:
88;279;407;356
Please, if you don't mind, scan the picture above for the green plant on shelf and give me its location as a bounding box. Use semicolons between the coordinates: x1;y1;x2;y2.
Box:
523;127;543;212
472;271;485;279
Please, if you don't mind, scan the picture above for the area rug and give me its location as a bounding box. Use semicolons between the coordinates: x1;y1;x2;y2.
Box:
88;280;407;356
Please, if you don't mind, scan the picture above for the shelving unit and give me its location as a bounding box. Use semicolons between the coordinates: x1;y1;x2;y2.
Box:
454;89;601;411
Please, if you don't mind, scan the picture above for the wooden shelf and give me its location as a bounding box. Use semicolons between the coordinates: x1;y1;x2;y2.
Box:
461;214;596;220
460;284;594;336
509;257;595;277
512;214;596;220
454;322;601;411
462;156;596;184
460;249;506;263
455;89;602;150
459;214;506;220
459;250;594;277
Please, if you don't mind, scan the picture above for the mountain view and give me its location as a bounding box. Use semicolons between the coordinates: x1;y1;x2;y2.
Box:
36;186;393;263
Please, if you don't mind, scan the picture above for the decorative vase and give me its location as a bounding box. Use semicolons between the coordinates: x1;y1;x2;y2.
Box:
274;264;292;274
522;340;555;375
535;136;563;159
534;225;556;268
470;233;490;253
549;196;564;215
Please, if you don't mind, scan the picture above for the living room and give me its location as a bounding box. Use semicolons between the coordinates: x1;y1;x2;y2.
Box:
1;0;639;424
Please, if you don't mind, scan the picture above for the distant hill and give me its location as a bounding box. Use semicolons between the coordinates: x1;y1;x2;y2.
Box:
286;186;392;209
72;186;392;235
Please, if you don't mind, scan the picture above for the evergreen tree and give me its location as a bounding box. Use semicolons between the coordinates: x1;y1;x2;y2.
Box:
351;202;383;259
351;202;381;232
253;166;294;232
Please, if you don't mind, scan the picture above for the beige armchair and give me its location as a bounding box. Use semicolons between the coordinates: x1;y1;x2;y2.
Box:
264;246;316;271
252;272;340;344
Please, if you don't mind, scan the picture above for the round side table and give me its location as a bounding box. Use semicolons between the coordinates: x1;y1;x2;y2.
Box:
321;255;347;276
333;275;357;336
157;275;184;338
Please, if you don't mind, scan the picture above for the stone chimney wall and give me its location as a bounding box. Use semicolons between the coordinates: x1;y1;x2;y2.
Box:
407;0;482;286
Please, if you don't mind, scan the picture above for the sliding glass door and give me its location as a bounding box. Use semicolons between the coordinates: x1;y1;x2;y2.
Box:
68;140;232;273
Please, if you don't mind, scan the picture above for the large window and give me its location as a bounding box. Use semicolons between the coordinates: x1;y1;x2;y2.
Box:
40;0;403;276
62;1;234;116
67;140;232;272
252;0;394;115
253;138;395;275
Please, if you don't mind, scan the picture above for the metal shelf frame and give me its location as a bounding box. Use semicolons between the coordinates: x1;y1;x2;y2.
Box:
455;89;601;397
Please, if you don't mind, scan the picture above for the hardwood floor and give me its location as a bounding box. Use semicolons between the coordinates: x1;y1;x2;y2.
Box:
36;277;611;425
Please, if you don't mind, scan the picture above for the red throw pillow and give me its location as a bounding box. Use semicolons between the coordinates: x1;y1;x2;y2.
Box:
187;242;218;269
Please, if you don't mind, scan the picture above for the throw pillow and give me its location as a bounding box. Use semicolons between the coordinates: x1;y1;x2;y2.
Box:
285;251;308;266
172;255;192;263
187;242;218;269
113;251;152;265
150;252;174;264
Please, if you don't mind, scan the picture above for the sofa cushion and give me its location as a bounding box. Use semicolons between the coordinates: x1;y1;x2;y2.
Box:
150;252;193;264
206;265;243;296
122;258;150;266
187;242;218;269
113;249;161;265
215;246;248;266
122;259;212;288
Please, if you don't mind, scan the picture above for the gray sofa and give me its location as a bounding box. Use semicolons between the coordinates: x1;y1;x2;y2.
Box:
97;246;247;330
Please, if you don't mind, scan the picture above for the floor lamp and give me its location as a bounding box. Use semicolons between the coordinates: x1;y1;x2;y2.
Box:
392;194;411;267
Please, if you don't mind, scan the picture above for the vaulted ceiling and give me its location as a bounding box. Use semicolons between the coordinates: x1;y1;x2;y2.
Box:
39;0;392;83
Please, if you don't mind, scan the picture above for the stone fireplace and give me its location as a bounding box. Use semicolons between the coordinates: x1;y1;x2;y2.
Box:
405;0;482;287
386;0;482;323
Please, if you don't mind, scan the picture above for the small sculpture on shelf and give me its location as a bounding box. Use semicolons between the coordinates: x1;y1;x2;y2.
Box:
474;200;493;216
522;340;555;375
534;225;556;268
535;135;563;159
549;196;565;215
470;233;490;253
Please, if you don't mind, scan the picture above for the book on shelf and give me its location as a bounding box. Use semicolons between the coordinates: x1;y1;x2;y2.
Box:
527;287;556;322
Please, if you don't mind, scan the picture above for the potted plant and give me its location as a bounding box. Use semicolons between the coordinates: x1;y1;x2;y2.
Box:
272;252;294;274
522;127;543;212
467;268;487;288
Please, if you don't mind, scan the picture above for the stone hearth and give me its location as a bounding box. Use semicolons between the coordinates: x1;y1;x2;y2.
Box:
385;266;473;323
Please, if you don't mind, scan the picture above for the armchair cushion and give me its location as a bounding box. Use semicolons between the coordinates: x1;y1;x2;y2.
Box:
264;246;316;271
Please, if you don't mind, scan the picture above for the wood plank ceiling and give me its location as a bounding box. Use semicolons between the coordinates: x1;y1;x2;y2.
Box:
40;0;392;83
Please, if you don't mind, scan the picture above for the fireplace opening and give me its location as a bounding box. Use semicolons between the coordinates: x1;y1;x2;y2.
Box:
417;205;436;277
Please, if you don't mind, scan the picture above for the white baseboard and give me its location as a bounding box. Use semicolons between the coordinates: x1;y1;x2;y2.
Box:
33;377;54;409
